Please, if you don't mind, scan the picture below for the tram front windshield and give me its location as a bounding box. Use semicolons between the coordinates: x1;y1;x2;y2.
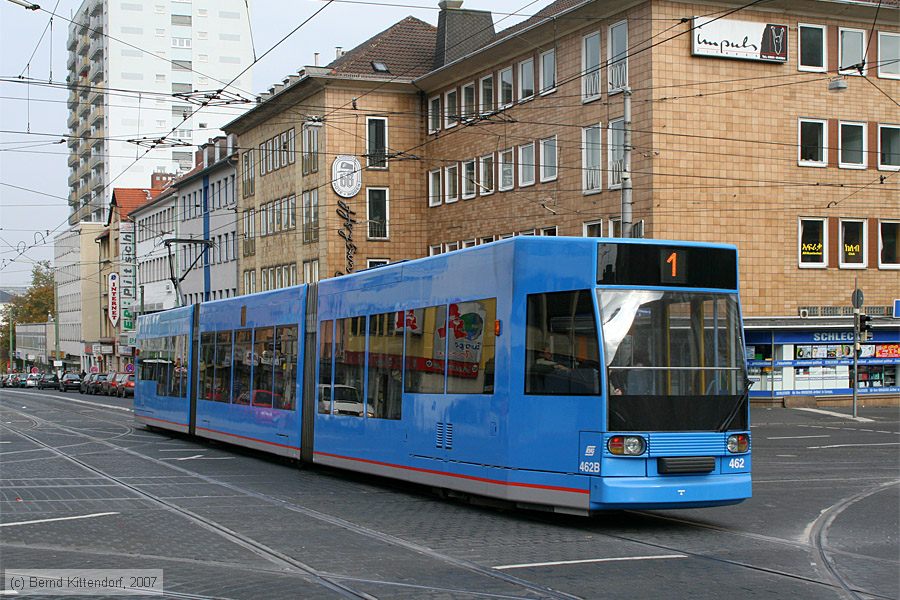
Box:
598;290;748;432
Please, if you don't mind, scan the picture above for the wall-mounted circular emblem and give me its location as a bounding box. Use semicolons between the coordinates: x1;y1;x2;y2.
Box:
332;155;362;198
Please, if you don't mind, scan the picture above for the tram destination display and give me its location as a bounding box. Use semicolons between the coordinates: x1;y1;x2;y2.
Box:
597;242;738;289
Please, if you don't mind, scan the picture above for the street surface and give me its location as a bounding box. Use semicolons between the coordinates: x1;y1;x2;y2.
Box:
0;388;897;599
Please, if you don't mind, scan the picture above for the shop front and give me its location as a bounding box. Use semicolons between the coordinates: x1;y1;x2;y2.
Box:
746;327;900;400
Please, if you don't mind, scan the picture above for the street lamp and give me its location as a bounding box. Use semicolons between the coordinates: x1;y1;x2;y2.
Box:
5;0;40;9
827;75;848;92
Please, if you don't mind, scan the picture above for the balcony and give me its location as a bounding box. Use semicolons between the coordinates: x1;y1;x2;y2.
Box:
68;152;79;168
89;0;101;16
90;106;104;126
68;170;79;187
67;52;76;70
582;70;601;101
67;110;79;129
609;157;624;188
88;60;103;83
89;16;103;38
584;168;601;192
608;61;628;93
67;90;79;111
67;28;77;51
89;39;103;60
88;153;102;170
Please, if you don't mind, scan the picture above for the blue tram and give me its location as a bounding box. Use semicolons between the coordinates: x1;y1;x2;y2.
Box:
136;237;751;514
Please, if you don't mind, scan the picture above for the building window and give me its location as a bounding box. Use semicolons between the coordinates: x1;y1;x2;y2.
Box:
445;89;458;128
583;124;602;192
462;159;476;199
879;221;900;268
609;218;622;237
367;259;389;269
428;169;442;207
288;128;296;165
428;96;441;133
428;244;442;256
461;82;476;120
518;58;534;100
367;188;388;239
608;118;625;189
879;32;900;79
540;136;557;182
608;20;628;92
366;117;387;168
798;218;827;268
583;32;601;101
480;153;494;195
839;219;866;268
583;220;603;237
799;119;826;166
518;142;535;187
302;125;318;174
480;74;494;113
445;163;459;203
798;24;826;72
241;150;254;196
302;189;319;244
539;49;556;93
839;121;866;168
499;67;513;107
499;148;514;191
303;259;319;283
879;124;900;170
839;27;866;75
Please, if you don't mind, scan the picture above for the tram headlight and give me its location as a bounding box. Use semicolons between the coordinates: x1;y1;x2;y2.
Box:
608;435;646;456
727;433;749;453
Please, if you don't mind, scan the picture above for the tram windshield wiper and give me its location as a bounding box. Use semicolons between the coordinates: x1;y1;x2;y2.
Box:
717;377;751;432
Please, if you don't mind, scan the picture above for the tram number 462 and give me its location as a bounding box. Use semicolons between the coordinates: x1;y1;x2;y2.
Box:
728;458;746;469
579;461;600;474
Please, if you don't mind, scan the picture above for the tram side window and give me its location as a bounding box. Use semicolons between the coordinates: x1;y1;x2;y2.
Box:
174;334;188;398
199;332;216;400
139;337;159;382
318;320;334;414
404;306;447;394
156;336;172;397
367;312;402;419
214;331;233;402
233;329;253;404
525;290;601;395
274;325;298;410
252;327;276;407
333;316;366;416
447;298;497;395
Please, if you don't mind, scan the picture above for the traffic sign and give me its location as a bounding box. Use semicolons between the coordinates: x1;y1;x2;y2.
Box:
851;288;864;309
90;366;99;374
30;367;38;374
125;363;135;374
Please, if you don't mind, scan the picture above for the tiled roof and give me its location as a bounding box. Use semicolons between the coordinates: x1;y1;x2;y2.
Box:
110;188;160;221
327;16;437;79
491;0;588;43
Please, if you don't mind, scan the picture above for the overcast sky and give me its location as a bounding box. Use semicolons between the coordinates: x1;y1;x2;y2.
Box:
0;0;546;286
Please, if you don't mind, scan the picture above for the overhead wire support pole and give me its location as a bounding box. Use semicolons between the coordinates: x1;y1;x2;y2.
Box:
622;87;633;238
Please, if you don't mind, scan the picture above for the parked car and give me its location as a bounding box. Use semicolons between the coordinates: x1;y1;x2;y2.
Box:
106;373;128;396
0;374;14;387
24;374;40;388
88;373;108;395
59;373;81;392
37;373;59;389
118;374;135;397
100;373;119;396
81;373;100;394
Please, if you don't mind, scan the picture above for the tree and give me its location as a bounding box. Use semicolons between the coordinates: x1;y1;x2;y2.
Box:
1;262;55;371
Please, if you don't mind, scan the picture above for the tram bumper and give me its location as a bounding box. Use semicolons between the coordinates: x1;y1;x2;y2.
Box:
590;473;751;510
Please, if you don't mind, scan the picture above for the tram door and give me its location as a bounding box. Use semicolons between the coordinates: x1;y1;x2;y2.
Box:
188;304;200;435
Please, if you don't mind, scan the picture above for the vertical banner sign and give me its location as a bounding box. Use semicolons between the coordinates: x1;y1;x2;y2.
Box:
108;272;120;326
119;222;136;343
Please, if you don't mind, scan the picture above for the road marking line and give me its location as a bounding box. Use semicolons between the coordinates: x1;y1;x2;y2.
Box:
0;441;11;444
158;448;202;452
0;512;119;528
807;442;900;449
0;590;19;595
161;454;205;461
493;554;687;570
767;435;830;440
795;408;875;423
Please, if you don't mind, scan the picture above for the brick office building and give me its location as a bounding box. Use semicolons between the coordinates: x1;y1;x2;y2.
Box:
229;0;898;400
415;0;898;400
224;17;437;293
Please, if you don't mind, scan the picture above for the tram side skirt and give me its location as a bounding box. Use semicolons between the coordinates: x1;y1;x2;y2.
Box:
300;283;318;463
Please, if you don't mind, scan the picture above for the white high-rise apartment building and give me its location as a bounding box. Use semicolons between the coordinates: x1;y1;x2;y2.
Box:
65;0;253;224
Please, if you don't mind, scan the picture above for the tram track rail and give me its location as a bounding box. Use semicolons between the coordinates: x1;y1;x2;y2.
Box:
4;391;897;600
